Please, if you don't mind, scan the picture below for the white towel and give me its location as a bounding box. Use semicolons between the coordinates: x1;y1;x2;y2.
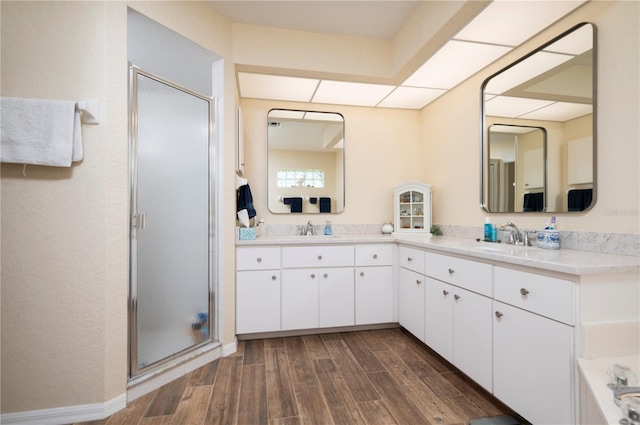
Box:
0;97;83;167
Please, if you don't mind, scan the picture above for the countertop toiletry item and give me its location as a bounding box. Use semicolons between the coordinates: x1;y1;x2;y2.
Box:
381;222;394;234
324;220;332;235
257;219;265;237
484;218;492;241
491;223;497;242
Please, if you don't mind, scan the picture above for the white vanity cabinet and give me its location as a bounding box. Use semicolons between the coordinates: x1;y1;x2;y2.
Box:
354;244;394;325
281;245;355;330
398;246;426;340
236;246;282;334
492;267;575;425
423;252;493;391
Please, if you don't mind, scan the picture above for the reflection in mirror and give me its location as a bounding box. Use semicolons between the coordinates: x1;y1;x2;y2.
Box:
488;125;546;212
482;22;595;213
267;109;344;214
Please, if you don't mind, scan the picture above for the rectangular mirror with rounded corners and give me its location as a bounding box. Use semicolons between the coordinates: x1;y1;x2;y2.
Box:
481;22;596;213
268;109;345;214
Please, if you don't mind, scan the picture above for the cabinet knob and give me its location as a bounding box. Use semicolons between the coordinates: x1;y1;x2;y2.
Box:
407;257;413;262
448;268;455;274
318;255;323;260
454;294;461;301
257;257;262;263
520;288;530;296
416;279;422;285
360;272;365;277
495;311;504;318
323;273;328;279
442;290;449;296
311;274;316;279
373;254;378;259
271;275;277;281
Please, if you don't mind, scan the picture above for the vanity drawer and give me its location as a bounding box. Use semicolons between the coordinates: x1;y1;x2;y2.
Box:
494;267;574;325
282;245;354;268
237;246;281;270
424;252;492;297
356;244;394;266
398;246;425;274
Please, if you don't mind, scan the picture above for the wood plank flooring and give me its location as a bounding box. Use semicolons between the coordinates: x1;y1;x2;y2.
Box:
77;328;514;425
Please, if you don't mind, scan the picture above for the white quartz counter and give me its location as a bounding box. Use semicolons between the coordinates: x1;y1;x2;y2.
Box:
237;234;639;276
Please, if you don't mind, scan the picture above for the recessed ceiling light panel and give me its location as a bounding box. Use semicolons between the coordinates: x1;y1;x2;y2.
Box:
238;72;319;102
378;86;447;109
312;80;395;107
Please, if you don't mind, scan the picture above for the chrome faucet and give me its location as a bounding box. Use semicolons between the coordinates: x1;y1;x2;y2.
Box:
499;222;524;245
305;220;316;236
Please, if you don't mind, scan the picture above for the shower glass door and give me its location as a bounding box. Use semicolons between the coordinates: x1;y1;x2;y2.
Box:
130;66;215;376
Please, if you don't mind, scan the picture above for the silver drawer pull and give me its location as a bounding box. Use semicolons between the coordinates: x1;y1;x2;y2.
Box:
520;288;530;296
442;290;449;296
407;257;413;262
448;268;455;274
373;254;378;259
257;257;262;263
323;273;328;279
495;311;504;318
311;274;316;279
360;272;365;277
318;255;323;260
416;279;422;285
272;275;276;281
454;294;461;300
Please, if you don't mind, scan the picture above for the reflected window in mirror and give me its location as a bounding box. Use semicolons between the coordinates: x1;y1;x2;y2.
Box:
268;109;345;214
481;22;596;213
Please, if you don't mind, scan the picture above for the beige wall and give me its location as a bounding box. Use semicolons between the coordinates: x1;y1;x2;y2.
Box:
1;0;637;417
0;0;237;414
422;0;639;233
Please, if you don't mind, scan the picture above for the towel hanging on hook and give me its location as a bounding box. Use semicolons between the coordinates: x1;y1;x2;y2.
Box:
235;171;248;189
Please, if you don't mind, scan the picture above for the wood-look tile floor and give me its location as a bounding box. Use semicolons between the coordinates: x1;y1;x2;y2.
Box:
77;328;514;425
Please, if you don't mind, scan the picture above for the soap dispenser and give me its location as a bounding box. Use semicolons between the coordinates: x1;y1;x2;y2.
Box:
484;218;492;241
324;220;332;236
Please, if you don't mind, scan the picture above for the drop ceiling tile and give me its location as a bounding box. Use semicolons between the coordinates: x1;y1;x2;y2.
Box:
238;72;319;102
403;40;511;90
520;102;593;122
378;86;446;109
312;80;395;107
485;96;555;118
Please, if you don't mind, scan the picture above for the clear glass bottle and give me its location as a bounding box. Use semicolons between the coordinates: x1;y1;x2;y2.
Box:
324;220;332;235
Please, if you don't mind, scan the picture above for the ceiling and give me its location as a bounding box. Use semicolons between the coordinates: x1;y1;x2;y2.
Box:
206;0;590;116
205;0;422;40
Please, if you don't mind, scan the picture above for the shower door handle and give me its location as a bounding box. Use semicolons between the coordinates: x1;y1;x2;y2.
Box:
132;213;146;230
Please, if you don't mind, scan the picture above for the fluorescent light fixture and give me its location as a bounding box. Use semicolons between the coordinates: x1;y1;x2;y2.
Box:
303;111;343;121
520;102;592;121
378;86;447;109
490;125;540;134
268;109;305;119
238;72;319;102
454;0;587;46
484;51;574;95
312;80;395;107
485;96;555;118
403;40;511;89
543;23;593;55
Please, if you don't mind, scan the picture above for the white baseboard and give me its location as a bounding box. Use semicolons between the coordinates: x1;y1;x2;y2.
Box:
0;393;126;425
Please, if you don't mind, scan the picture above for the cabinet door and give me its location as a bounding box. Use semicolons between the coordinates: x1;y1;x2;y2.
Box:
355;266;393;325
319;267;354;328
453;287;492;391
282;268;318;330
236;270;281;334
398;267;425;341
424;277;454;363
493;301;573;425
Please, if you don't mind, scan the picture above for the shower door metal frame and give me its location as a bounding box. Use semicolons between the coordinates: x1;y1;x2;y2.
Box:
128;64;218;379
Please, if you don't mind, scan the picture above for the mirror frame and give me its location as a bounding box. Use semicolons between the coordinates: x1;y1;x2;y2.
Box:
480;22;597;213
267;108;345;214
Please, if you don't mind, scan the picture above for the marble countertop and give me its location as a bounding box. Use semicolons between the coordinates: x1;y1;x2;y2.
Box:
237;233;639;276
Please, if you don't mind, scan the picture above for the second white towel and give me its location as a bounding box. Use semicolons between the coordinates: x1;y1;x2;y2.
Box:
0;97;83;167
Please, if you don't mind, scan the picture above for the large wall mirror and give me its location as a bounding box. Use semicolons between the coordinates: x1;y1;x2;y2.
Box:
267;109;345;214
481;22;596;213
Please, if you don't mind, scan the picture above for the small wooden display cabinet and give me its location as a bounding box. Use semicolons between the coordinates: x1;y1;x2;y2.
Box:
393;182;432;235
